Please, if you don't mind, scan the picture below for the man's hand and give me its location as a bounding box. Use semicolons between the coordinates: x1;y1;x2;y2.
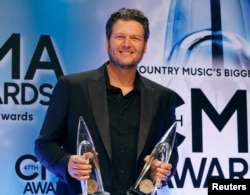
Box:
68;153;93;181
144;155;172;187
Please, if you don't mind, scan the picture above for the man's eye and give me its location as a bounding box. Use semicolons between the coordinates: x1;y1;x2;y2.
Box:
132;37;141;41
131;37;142;42
116;35;124;39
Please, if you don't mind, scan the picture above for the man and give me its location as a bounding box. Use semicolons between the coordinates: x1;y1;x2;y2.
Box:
35;8;179;195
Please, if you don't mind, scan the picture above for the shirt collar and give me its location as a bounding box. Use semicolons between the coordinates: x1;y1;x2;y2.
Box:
104;63;141;92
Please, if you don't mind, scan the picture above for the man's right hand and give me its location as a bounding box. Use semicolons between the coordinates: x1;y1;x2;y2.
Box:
68;154;93;181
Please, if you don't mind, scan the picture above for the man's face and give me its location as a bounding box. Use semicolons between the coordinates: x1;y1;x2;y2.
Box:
106;19;147;69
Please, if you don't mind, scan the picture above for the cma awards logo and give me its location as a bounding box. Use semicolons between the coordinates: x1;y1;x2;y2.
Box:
0;33;64;106
170;89;249;189
15;154;56;194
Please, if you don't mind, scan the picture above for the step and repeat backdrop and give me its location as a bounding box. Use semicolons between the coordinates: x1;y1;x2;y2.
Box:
0;0;249;194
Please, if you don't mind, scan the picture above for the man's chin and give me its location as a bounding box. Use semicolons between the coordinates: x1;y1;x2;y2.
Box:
118;63;137;70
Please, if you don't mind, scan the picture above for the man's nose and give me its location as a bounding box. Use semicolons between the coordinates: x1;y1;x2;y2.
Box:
122;37;132;47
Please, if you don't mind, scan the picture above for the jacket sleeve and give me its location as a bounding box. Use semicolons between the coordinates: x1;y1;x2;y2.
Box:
34;77;72;183
163;91;179;184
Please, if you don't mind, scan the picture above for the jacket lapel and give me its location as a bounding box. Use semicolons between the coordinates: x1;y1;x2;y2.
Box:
137;78;155;159
87;69;112;160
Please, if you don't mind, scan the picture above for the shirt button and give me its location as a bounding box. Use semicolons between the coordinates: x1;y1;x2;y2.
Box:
120;150;126;154
119;169;125;174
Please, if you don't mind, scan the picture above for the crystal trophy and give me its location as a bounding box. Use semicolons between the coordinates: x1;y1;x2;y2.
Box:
127;122;177;195
77;116;110;195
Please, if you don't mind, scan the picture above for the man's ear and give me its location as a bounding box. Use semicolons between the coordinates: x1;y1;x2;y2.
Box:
105;38;109;49
143;42;148;53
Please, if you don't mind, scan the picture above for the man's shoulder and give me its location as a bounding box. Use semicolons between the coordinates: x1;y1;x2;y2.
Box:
60;63;106;82
140;75;174;93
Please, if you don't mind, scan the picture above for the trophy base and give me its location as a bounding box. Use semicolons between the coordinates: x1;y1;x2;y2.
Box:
78;192;110;195
92;192;110;195
126;187;146;195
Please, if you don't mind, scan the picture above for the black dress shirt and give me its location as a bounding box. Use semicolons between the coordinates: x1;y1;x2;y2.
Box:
105;67;141;195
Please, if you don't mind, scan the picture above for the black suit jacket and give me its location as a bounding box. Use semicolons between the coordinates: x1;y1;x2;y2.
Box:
35;62;178;195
